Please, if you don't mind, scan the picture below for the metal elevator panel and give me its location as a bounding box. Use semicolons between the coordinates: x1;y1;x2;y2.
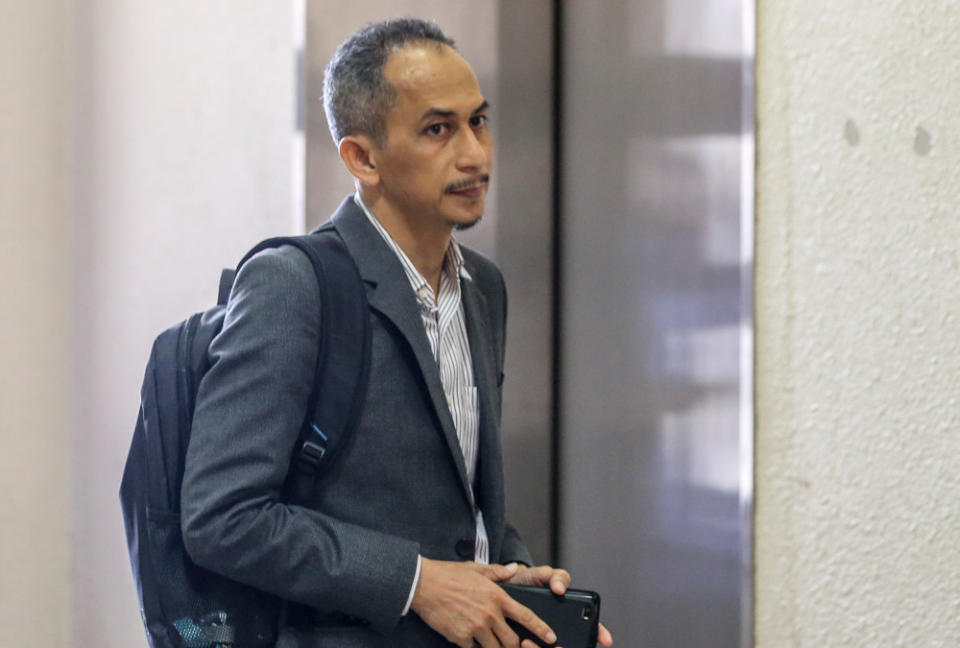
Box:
557;1;754;646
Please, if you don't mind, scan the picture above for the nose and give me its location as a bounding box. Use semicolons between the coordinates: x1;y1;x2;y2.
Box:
456;126;489;171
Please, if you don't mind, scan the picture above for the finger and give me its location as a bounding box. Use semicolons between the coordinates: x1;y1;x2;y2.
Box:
504;599;556;646
548;569;571;595
473;626;500;648
598;622;614;646
507;564;549;586
490;615;520;648
478;561;519;581
509;565;570;593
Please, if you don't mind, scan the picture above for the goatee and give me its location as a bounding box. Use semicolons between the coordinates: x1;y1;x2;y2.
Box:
454;215;483;232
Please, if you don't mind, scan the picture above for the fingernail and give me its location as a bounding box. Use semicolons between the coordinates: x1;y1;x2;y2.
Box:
506;562;518;572
546;631;557;643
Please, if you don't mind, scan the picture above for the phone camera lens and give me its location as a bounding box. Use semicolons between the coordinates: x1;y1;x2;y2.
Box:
581;606;593;620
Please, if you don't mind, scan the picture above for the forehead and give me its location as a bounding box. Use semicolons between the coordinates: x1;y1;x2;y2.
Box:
382;43;483;114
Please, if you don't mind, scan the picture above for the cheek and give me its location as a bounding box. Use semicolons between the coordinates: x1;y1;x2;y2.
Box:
405;165;445;204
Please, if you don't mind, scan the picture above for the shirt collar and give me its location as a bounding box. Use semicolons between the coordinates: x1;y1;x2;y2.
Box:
353;192;472;286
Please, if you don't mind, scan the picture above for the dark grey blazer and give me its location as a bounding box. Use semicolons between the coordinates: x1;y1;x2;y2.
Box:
181;196;532;647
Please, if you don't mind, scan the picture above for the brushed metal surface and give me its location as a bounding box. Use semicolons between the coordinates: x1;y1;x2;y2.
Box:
491;1;555;564
557;1;754;646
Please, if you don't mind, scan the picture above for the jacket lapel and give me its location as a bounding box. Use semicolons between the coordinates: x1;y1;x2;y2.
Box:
330;197;475;507
461;264;506;556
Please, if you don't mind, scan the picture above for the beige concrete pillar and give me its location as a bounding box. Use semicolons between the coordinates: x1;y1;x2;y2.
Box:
0;0;75;646
756;1;960;645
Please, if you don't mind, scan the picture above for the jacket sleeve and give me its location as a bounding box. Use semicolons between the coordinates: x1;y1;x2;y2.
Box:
500;523;535;567
180;245;419;634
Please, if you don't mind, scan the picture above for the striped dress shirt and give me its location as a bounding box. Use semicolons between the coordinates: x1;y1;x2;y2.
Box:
354;194;490;612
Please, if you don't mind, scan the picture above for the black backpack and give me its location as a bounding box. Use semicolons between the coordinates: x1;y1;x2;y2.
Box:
119;225;371;648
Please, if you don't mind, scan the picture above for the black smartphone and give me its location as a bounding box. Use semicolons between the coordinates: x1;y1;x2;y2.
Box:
499;583;601;648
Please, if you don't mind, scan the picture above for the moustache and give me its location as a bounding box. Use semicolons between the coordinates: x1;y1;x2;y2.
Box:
444;175;490;193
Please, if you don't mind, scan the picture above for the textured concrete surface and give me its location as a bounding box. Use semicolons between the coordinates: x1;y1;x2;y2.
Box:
756;0;960;645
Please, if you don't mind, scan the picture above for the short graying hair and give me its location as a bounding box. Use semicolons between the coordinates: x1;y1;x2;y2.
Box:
323;18;456;146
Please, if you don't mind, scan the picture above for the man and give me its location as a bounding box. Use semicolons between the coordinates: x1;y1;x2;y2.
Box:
181;18;612;648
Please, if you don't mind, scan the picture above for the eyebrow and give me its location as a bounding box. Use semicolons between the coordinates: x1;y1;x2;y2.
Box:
419;100;490;122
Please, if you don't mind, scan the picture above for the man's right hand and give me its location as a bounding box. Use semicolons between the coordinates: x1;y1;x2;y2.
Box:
411;558;557;648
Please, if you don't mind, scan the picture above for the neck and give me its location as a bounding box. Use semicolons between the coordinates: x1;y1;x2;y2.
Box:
360;187;451;293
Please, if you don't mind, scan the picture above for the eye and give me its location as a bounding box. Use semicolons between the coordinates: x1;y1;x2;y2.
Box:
470;114;489;129
425;122;449;136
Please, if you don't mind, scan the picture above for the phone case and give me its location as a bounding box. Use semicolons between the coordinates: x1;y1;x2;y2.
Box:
499;583;601;648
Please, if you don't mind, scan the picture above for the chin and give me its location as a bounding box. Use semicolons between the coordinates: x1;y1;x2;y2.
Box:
454;215;483;232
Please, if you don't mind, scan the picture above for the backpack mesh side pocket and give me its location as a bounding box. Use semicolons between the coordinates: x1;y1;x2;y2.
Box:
144;506;279;648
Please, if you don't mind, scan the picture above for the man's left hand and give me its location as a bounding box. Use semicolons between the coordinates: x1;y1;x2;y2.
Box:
505;564;614;647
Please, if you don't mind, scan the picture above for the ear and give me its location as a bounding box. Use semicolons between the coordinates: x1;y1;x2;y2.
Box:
339;135;380;186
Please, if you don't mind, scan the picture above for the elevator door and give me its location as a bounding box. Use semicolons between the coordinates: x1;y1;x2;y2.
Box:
557;1;754;646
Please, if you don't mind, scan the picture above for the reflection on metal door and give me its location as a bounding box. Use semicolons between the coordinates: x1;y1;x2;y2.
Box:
557;1;754;646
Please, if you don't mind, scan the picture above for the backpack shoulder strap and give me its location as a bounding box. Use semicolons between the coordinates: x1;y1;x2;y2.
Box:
218;269;235;305
235;226;372;500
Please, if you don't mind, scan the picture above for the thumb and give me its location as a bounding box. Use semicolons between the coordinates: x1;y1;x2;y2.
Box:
480;561;519;581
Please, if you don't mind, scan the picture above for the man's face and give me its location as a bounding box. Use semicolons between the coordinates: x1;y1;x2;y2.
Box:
372;43;492;232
